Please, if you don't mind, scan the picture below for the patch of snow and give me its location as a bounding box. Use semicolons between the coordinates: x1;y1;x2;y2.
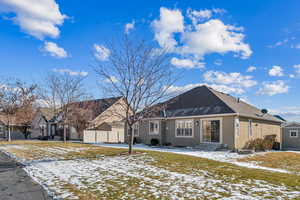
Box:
23;154;300;200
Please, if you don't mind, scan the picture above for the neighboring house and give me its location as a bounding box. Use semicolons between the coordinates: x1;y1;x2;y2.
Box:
0;114;28;140
31;108;58;139
32;97;127;141
68;96;126;140
83;97;128;143
129;86;283;150
282;122;300;150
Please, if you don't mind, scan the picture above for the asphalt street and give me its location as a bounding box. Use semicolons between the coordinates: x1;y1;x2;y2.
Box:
0;152;50;200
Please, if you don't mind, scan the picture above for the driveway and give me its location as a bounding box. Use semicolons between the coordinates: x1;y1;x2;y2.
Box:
0;152;50;200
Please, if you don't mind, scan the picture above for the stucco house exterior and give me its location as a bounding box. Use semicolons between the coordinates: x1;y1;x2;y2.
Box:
130;86;283;150
282;122;300;150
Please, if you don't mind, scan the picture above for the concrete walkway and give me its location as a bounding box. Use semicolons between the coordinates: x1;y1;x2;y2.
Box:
0;152;50;200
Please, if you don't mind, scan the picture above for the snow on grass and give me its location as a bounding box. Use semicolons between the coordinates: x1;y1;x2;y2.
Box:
1;142;300;199
98;143;299;174
23;154;300;200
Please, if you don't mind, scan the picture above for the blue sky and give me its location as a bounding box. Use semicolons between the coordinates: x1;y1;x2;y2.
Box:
0;0;300;121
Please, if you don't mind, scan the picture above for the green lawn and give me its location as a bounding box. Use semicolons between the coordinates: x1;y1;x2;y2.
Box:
238;151;300;173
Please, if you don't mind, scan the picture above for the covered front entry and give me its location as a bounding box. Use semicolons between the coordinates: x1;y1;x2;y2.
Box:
201;118;222;143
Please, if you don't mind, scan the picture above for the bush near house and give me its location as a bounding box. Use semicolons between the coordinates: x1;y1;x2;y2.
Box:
245;135;277;151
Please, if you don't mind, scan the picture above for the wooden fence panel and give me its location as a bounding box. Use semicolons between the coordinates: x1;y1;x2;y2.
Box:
83;130;124;143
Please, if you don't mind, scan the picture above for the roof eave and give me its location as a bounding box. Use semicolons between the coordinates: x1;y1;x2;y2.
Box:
237;113;283;124
142;113;238;120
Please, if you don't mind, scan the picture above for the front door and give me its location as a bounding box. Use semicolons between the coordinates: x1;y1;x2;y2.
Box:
202;119;221;143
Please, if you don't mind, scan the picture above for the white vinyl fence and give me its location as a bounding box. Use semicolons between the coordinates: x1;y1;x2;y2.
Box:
83;130;124;143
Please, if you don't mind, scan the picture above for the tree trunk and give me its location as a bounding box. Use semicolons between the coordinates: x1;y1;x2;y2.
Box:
63;125;67;143
7;125;11;142
128;126;133;154
24;127;28;140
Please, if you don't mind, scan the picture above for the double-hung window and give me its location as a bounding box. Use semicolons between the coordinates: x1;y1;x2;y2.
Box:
176;120;193;137
290;130;298;138
133;123;139;136
149;121;159;135
128;123;139;136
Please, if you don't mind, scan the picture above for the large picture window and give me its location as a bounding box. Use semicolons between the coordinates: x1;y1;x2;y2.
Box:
149;121;159;135
176;120;193;137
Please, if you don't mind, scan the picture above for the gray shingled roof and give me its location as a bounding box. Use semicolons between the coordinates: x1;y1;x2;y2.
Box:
283;122;300;127
161;86;234;117
209;87;282;122
68;97;122;120
150;86;282;123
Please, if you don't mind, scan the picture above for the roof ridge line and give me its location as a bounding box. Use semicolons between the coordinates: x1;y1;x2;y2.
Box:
206;86;238;114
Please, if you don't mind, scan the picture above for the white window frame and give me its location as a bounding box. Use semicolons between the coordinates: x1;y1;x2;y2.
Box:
289;130;298;138
149;120;159;135
248;119;253;136
127;123;139;137
175;120;194;138
235;117;240;136
200;118;223;144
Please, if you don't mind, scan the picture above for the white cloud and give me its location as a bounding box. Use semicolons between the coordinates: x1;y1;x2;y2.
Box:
152;8;252;60
187;8;226;24
125;20;135;34
214;59;222;66
203;70;257;88
167;83;244;95
180;19;251;59
268;65;284;77
170;71;258;95
42;41;68;58
293;44;300;49
187;9;212;23
104;76;118;83
152;7;184;49
270;107;300;121
287;64;300;78
0;0;67;39
257;80;289;96
170;57;205;69
293;64;300;75
94;44;110;61
289;74;295;78
53;68;88;77
246;66;256;72
268;37;296;48
267;39;289;48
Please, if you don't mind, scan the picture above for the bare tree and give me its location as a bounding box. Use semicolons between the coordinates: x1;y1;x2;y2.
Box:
40;73;89;142
0;80;37;141
68;107;94;139
95;37;177;154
